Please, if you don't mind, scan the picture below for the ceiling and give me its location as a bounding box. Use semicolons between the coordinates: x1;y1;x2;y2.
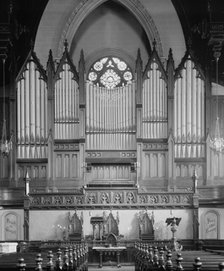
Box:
0;0;224;85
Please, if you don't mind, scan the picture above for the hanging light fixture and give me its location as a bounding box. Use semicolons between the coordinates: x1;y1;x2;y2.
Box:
0;56;13;156
209;52;224;152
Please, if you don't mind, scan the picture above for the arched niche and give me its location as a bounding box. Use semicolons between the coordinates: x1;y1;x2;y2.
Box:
34;0;185;68
3;212;20;241
202;210;220;239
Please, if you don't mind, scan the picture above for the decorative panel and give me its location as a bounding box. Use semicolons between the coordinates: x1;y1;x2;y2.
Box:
55;152;79;179
207;151;224;178
29;190;193;208
0;157;9;178
4;213;18;241
17;162;47;179
86;81;136;150
54;63;79;140
143;152;167;179
16;53;48;159
174;56;205;158
91;165;130;180
175;163;204;179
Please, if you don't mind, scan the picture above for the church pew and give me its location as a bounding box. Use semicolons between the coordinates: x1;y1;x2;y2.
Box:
134;242;224;271
0;243;88;270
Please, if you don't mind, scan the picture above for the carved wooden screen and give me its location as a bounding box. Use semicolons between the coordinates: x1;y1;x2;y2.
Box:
104;212;119;236
16;53;48;159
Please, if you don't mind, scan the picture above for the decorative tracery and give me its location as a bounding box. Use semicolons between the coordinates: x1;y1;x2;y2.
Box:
88;56;133;88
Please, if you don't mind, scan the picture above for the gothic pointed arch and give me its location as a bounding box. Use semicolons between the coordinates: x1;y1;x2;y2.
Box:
34;0;186;67
58;0;163;59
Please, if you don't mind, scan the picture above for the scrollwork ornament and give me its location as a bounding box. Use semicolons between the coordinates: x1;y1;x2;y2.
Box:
43;196;52;205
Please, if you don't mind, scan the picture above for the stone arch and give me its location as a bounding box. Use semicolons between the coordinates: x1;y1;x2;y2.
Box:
34;0;185;67
58;0;162;57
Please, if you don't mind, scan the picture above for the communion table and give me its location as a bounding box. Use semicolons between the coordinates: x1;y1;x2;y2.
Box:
93;246;126;268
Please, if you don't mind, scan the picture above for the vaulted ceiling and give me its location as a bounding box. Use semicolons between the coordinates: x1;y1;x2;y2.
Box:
0;0;224;85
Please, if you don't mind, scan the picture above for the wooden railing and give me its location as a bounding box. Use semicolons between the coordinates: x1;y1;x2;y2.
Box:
134;242;224;271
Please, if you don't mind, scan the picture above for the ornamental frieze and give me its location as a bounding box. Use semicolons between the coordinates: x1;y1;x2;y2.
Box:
54;143;79;151
143;143;168;150
29;190;193;209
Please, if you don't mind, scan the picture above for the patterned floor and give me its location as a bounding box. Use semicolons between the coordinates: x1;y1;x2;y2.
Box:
89;265;135;271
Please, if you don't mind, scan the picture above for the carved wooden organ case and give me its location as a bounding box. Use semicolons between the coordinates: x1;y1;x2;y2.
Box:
13;43;224;191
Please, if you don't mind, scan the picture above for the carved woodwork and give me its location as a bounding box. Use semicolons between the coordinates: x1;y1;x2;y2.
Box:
67;211;83;241
90;211;120;245
138;211;154;241
29;190;193;208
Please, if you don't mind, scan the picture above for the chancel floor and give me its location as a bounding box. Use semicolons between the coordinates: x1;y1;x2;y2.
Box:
89;266;135;271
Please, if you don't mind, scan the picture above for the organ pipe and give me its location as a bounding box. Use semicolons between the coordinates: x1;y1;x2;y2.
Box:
192;67;197;140
17;57;47;159
186;60;192;139
54;63;79;140
30;61;35;143
142;61;167;139
174;57;205;158
181;67;186;141
25;68;30;143
21;78;25;144
36;70;40;143
201;80;205;140
85;82;136;150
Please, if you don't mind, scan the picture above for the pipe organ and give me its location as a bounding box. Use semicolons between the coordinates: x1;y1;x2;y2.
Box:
140;51;168;183
13;44;223;189
16;54;48;159
206;97;224;180
174;56;205;159
86;82;136;150
142;61;167;139
54;63;79;140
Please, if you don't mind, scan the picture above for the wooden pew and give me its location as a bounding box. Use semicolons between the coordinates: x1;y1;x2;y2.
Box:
134;242;224;271
0;242;88;271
